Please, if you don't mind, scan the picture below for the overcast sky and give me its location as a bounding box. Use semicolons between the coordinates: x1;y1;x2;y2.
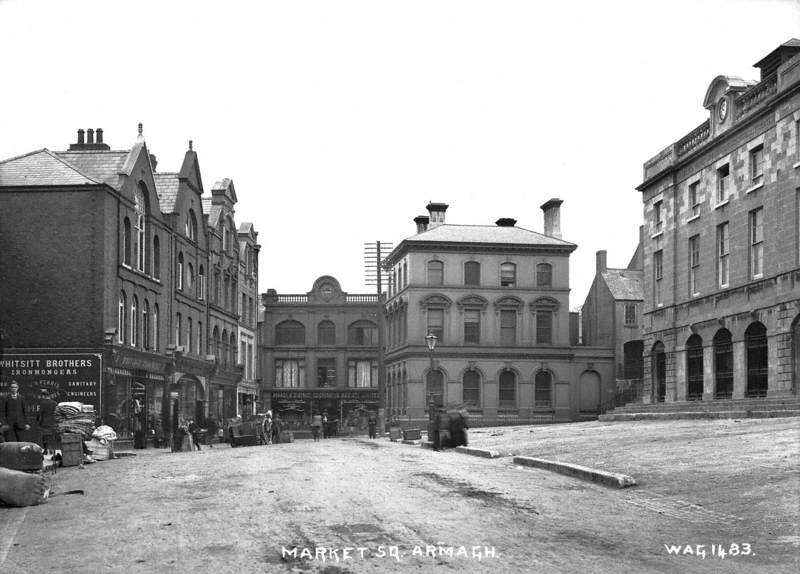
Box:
1;0;798;307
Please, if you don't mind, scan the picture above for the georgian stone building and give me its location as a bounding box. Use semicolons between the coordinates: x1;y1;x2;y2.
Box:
0;126;258;445
637;39;800;404
259;276;380;433
383;201;614;428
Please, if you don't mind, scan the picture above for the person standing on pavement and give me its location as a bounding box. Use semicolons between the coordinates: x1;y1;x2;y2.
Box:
367;413;377;439
2;381;30;442
262;411;273;445
311;412;322;442
271;413;282;444
187;418;202;451
36;388;58;454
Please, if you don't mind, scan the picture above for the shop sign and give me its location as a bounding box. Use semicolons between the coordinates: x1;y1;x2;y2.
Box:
271;389;378;401
0;352;102;411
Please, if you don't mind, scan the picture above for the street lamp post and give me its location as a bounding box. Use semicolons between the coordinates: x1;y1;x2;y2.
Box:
425;333;438;449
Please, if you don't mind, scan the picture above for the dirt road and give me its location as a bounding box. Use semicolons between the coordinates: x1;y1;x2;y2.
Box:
0;417;797;573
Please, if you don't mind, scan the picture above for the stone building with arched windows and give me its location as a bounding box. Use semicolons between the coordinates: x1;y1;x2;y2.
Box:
258;276;380;434
633;40;800;408
383;201;615;428
0;126;258;447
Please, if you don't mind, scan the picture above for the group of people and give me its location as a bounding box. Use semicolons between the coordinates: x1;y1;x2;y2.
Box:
261;411;284;444
1;382;58;453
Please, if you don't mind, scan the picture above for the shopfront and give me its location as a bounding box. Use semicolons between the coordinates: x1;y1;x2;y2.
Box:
268;389;379;434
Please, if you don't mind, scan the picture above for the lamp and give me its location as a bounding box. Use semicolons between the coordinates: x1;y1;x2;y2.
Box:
425;332;438;352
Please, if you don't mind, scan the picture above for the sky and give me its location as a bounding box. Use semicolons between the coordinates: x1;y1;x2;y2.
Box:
1;0;798;308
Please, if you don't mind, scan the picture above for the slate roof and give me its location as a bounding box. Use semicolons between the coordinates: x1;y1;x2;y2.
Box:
0;149;103;187
407;224;576;247
154;172;180;213
55;150;130;190
601;269;644;301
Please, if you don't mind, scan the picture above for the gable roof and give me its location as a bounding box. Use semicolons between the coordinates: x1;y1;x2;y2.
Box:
0;149;104;187
55;149;133;190
601;269;644;301
154;172;180;213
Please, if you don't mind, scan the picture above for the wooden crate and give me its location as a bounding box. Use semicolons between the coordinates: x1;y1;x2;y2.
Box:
61;434;83;467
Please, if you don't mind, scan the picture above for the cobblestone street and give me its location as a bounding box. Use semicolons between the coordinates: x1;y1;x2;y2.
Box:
1;417;798;573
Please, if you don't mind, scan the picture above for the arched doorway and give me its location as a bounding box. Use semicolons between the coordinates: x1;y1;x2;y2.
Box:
793;316;800;395
714;329;733;399
426;369;444;408
579;371;601;412
686;334;704;401
652;341;666;402
745;322;768;398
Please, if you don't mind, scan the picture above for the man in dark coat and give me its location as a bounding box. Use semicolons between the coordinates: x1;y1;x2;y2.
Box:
36;388;58;454
2;381;30;442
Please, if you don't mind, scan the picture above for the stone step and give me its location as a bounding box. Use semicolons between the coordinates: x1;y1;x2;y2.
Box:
612;397;799;413
599;409;800;422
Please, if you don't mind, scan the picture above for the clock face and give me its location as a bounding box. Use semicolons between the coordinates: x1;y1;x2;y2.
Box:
718;98;728;122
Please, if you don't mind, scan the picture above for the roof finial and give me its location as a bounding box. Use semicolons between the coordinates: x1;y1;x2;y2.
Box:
138;123;143;136
189;140;193;151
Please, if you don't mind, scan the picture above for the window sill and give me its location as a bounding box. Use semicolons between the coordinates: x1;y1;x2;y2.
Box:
745;181;764;194
650;231;663;240
752;273;763;280
687;214;700;223
794;161;800;170
714;199;729;210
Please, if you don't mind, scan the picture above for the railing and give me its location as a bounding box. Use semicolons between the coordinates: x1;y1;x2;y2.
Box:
676;119;710;157
599;378;644;413
346;294;379;303
275;294;308;303
735;73;777;120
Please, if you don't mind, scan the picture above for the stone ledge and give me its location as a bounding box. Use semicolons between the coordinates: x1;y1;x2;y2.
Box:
454;446;502;458
513;456;636;489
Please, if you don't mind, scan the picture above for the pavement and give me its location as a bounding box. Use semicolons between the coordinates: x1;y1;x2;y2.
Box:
0;416;797;573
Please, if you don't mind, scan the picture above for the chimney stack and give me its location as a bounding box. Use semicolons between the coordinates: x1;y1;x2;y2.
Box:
96;128;103;144
495;218;517;227
69;127;111;151
414;215;430;234
426;202;449;229
86;129;94;145
77;129;85;145
596;250;607;274
540;198;563;239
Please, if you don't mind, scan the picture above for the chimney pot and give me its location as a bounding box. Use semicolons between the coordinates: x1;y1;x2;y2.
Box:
414;215;430;234
96;128;103;144
77;129;85;145
596;250;608;274
540;198;563;239
495;218;517;227
86;128;94;145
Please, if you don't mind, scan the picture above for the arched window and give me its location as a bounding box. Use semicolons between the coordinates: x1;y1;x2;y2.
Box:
534;370;552;407
686;334;704;400
153;304;159;351
187;318;194;354
131;296;138;347
713;329;733;399
499;370;516;408
176;313;182;347
221;329;228;365
652;341;666;402
745;322;768;397
537;263;552;288
462;370;480;407
500;262;516;287
348;320;377;345
426;369;444;408
134;184;147;272
197;321;203;355
428;260;444;286
186;209;198;241
230;331;237;365
152;235;160;280
212;326;220;359
143;300;150;350
402;261;408;286
276;320;305;346
318;320;336;346
177;253;184;290
123;217;132;266
186;262;194;293
198;265;205;300
464;261;480;286
118;291;127;344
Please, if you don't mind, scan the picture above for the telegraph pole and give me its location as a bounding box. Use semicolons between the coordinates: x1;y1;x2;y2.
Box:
364;240;392;435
